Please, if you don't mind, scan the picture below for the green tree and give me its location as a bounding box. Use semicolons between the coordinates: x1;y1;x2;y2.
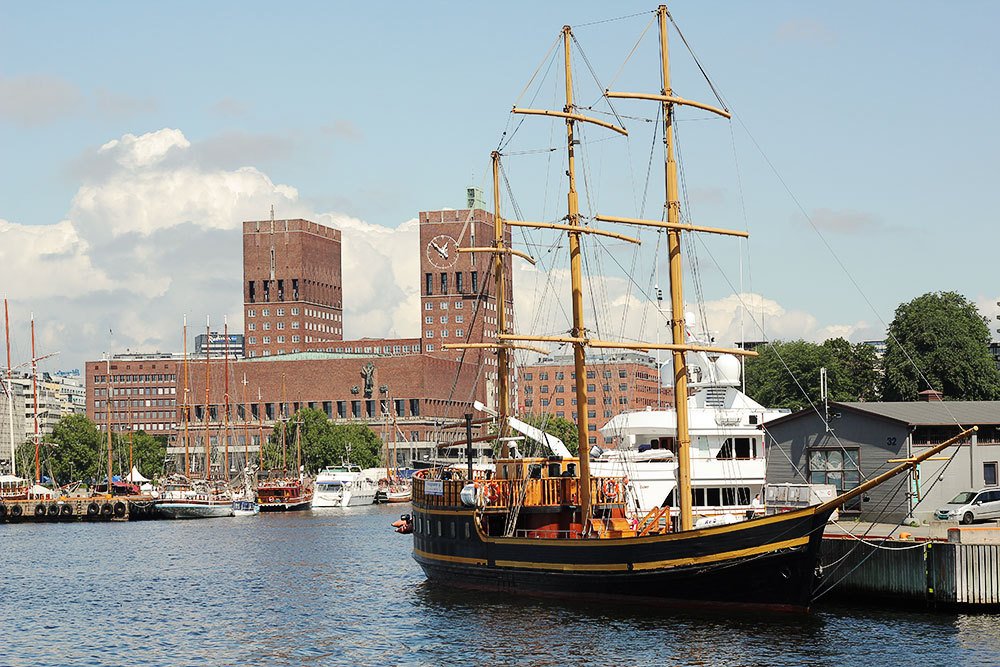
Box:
45;414;104;483
744;339;881;411
882;291;1000;400
518;414;580;456
267;408;383;473
116;430;166;479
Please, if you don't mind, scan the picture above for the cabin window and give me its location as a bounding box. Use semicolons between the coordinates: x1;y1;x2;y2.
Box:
449;521;456;538
464;523;470;539
722;488;736;505
436;520;442;537
692;489;705;506
706;488;721;506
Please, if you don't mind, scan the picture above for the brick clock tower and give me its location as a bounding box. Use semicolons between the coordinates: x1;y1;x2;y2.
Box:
419;188;515;410
243;217;343;358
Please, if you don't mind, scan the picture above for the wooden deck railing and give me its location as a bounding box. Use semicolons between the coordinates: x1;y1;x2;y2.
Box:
412;472;626;510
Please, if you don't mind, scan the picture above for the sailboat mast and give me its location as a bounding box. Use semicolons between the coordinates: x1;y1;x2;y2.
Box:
242;374;250;467
281;374;287;471
204;315;212;480
182;315;191;477
491;151;511;453
560;25;594;520
657;5;694;532
105;356;113;494
31;315;40;483
223;316;230;480
257;387;264;470
4;298;15;478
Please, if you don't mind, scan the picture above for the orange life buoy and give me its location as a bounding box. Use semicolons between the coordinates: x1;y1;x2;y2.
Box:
602;479;621;500
482;481;500;505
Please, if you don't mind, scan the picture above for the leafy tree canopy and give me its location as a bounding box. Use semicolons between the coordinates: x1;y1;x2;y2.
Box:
517;414;580;456
882;291;1000;400
744;338;882;411
265;407;384;473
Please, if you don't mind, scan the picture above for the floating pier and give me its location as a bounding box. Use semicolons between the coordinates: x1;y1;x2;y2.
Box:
820;525;1000;609
0;495;159;523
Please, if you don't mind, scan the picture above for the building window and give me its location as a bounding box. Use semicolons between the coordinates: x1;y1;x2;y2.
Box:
291;307;299;315
248;323;256;331
425;273;433;295
439;316;448;324
809;449;861;511
455;315;464;323
456;272;464;293
471;271;478;293
425;316;433;324
426;331;434;338
524;372;533;381
262;336;271;344
247;309;255;318
456;329;464;337
440;273;448;294
277;322;285;330
619;370;627;378
276;308;285;316
455;301;463;309
247;337;257;345
263;323;271;331
262;308;270;316
985;462;998;486
440;301;448;310
291;321;299;329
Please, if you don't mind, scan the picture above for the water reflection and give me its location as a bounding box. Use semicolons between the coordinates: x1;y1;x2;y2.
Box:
1;506;995;667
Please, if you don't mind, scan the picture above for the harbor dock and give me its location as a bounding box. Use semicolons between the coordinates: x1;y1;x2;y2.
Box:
0;495;158;522
821;521;1000;609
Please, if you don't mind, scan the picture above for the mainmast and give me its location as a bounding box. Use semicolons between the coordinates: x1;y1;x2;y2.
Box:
223;316;230;480
601;5;752;531
241;373;251;468
182;315;191;477
658;7;694;533
31;314;40;483
203;315;212;480
4;298;15;478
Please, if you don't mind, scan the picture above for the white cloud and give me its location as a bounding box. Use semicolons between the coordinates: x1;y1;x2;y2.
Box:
0;218;112;299
98;128;191;168
2;126;876;374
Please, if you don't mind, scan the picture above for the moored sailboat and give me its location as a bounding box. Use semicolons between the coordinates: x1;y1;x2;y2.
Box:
406;6;979;611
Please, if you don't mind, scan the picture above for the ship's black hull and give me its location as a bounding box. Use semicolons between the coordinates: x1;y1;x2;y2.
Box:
412;506;833;611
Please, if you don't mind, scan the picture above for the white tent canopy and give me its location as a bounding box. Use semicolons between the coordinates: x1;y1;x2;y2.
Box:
126;466;150;483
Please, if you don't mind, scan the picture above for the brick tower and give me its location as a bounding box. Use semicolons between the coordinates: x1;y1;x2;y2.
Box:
418;188;515;410
242;216;343;358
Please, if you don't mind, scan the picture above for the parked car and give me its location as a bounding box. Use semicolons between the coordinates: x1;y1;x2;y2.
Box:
934;489;1000;524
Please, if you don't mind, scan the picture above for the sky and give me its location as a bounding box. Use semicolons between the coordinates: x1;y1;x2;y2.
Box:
2;1;999;375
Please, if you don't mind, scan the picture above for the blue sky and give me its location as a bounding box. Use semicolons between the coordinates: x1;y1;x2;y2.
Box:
2;2;998;372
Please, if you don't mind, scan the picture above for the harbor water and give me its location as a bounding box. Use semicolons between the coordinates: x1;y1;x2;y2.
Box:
2;504;998;667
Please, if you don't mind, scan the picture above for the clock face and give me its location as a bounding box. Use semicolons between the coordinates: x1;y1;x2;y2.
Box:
425;234;458;269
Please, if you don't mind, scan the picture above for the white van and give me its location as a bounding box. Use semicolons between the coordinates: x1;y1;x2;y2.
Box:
934;489;1000;524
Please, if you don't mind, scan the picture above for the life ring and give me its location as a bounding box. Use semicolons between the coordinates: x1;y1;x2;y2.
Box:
113;501;127;518
482;481;499;505
11;504;23;518
100;503;113;517
35;504;47;518
602;479;621;501
87;502;100;516
60;504;73;517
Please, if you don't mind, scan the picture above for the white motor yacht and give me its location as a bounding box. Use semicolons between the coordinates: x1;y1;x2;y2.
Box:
313;465;378;508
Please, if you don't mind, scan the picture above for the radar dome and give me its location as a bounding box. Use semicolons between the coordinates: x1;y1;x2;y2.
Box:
714;354;741;385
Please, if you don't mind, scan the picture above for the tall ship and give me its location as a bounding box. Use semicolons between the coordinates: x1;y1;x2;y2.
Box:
405;6;977;611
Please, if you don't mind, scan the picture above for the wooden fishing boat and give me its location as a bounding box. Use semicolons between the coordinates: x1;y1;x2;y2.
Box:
407;5;979;611
257;471;313;511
